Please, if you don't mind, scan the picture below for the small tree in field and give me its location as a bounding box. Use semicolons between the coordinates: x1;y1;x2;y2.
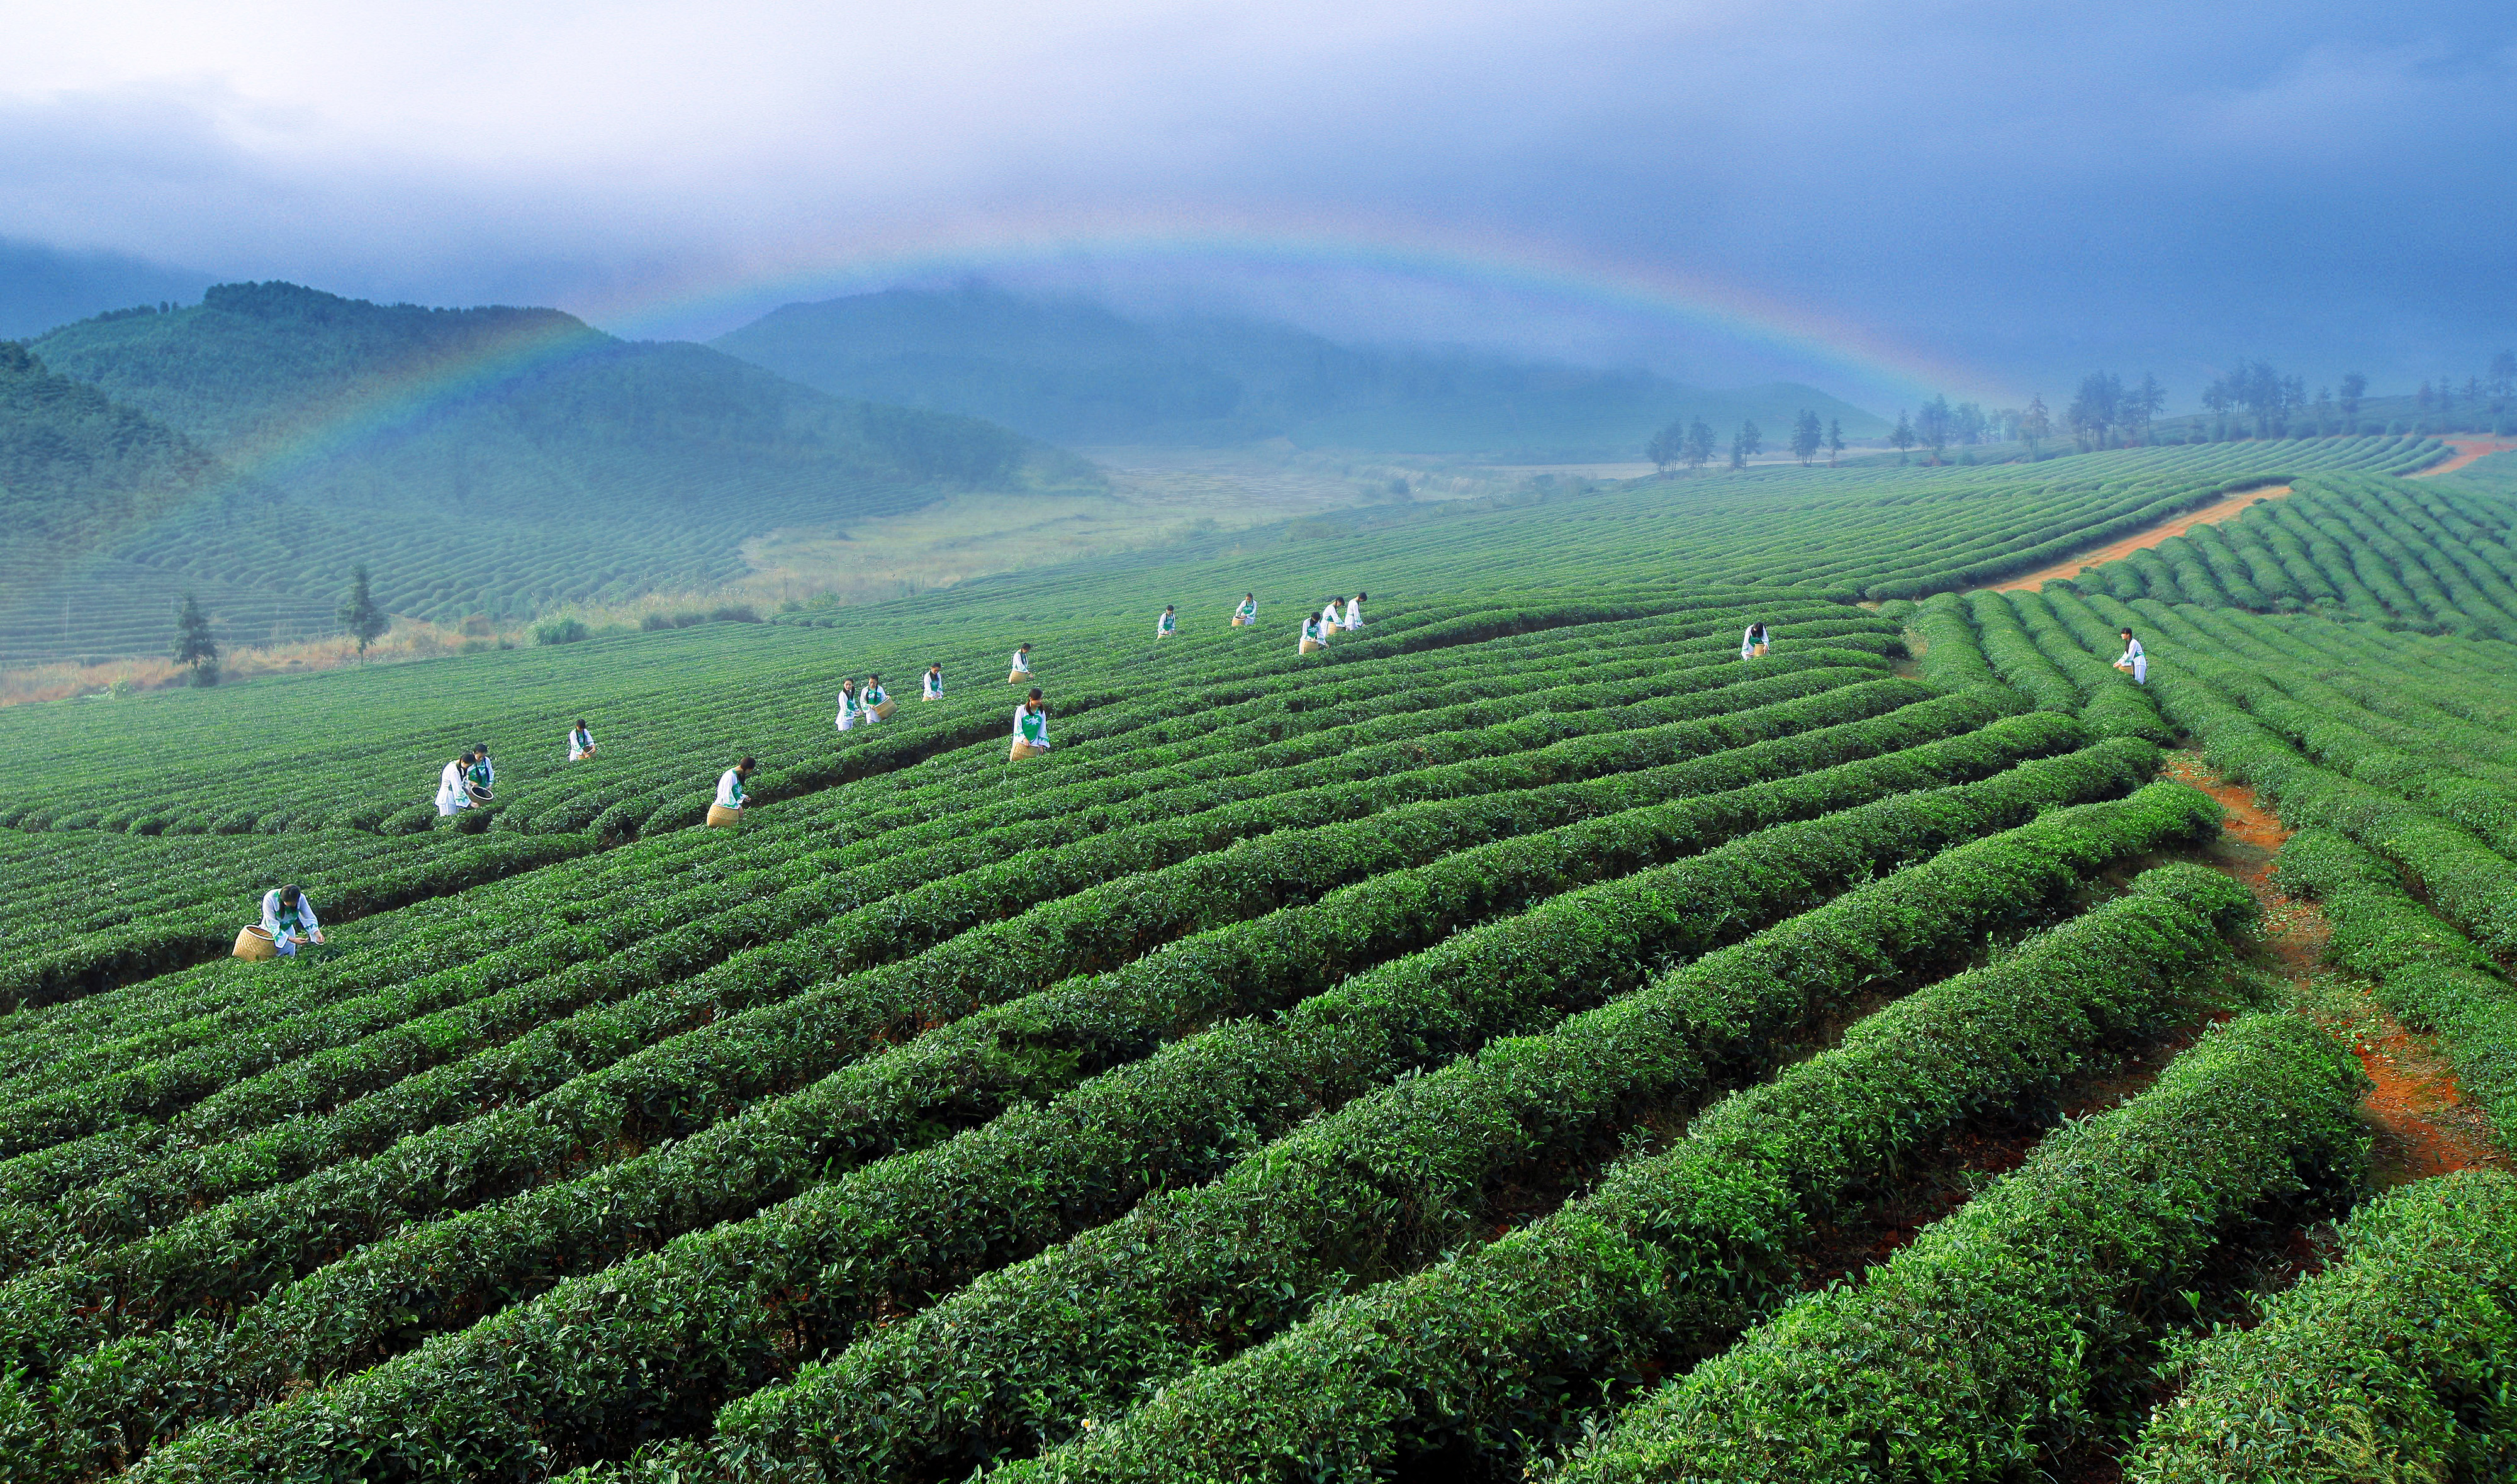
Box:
1826;418;1844;466
1915;396;1953;464
2338;372;2366;430
174;593;218;684
2020;395;2051;459
1681;417;1716;474
1645;419;1684;476
1890;410;1915;465
1790;409;1822;465
1730;420;1761;469
337;564;388;655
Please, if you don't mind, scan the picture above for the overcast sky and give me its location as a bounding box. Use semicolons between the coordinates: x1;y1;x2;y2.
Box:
2;0;2511;409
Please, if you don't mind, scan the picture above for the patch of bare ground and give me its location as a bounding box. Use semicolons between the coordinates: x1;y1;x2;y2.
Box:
2036;752;2513;1483
2412;435;2517;477
1989;486;2294;593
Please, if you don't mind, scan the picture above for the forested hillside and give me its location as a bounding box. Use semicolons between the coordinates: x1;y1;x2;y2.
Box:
4;284;1091;666
712;282;1887;454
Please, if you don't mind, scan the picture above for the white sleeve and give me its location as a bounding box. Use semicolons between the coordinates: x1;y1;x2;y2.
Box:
299;896;320;931
259;890;283;936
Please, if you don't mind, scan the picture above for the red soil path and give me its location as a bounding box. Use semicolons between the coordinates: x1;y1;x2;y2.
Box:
2159;751;2507;1184
1984;435;2516;596
1989;486;2294;592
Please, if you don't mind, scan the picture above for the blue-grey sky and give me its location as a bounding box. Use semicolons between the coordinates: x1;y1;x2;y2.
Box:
1;0;2511;410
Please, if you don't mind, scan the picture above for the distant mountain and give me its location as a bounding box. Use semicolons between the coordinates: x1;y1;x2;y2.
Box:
712;283;1889;458
11;281;1092;663
0;343;337;667
0;238;215;341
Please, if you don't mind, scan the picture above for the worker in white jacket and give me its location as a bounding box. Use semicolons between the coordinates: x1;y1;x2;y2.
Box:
259;884;324;956
1347;591;1366;627
1741;622;1769;659
716;758;754;812
1012;689;1052;755
1157;605;1177;639
2114;628;2147;685
1009;644;1033;684
834;679;860;732
568;720;596;761
436;753;468;815
1233;594;1257;627
922;664;945;701
1321;598;1343;633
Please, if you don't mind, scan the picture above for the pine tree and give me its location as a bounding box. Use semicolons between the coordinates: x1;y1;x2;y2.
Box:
1890;411;1915;465
173;593;218;684
2019;396;2050;459
337;564;388;655
1825;418;1844;467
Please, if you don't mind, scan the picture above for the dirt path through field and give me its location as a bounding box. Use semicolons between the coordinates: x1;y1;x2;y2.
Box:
1987;486;2293;592
2411;435;2517;477
2158;751;2506;1184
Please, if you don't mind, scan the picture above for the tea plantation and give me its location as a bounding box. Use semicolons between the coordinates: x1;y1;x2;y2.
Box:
1;435;2511;1483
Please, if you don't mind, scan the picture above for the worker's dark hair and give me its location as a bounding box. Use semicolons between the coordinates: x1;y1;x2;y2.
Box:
575;718;586;729
278;884;300;903
737;756;756;771
1355;591;1366;600
2121;627;2134;637
868;673;880;683
1018;642;1031;649
1028;687;1043;701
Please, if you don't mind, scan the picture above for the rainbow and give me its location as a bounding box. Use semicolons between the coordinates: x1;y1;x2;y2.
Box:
182;212;2003;488
582;209;2000;408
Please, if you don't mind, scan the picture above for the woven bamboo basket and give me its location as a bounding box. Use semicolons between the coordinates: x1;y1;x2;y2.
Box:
1300;637;1324;655
1008;670;1028;684
1230;615;1247;627
1009;739;1045;760
706;803;743;829
872;700;896;720
233;925;278;961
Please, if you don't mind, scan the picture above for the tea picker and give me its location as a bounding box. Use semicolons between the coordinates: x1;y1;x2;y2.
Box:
2114;628;2146;684
709;756;754;828
1010;689;1052;759
464;747;495;806
1231;593;1257;628
1741;622;1769;659
1156;605;1177;640
236;883;323;960
435;749;472;815
1009;643;1033;684
922;663;945;701
1300;614;1328;655
568;720;596;760
865;674;894;720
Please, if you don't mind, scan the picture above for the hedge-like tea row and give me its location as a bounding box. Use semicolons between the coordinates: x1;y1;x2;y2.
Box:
610;741;2170;1484
978;856;2250;1484
2;698;2032;1471
1552;1010;2368;1482
0;671;1932;1278
1906;593;2012;701
2126;1169;2517;1483
1963;591;2078;711
2271;828;2517;1132
114;734;2143;1484
25;701;2059;1481
2004;588;2174;744
0;661;1897;1152
0;831;595;1014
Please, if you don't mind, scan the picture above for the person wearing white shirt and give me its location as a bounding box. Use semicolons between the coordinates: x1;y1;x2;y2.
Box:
922;664;945;701
568;720;595;761
1009;644;1033;684
1232;594;1257;627
2114;629;2147;685
835;679;860;732
474;744;495;790
715;758;753;812
1346;591;1366;627
1321;598;1342;633
1741;622;1769;660
1301;615;1327;654
1157;605;1177;639
1011;689;1052;757
436;754;468;815
259;884;324;956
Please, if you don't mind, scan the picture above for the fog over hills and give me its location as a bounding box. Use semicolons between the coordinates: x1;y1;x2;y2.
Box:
713;283;1887;459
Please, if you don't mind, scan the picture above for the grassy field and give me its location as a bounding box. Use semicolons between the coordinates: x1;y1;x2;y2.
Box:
1;432;2511;1482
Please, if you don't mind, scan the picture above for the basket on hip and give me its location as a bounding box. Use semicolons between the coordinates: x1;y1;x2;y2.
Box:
706;803;743;828
233;925;278;961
